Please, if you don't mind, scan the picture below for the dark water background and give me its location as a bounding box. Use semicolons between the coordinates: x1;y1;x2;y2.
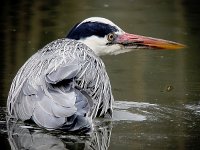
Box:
0;0;200;149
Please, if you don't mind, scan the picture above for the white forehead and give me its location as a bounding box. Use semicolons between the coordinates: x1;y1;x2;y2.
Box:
80;17;115;26
78;17;122;31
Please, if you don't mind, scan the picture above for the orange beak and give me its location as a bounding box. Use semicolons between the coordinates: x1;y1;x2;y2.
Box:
115;33;185;50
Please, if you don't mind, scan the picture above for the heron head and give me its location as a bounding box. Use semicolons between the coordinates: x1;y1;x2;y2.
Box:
66;17;185;56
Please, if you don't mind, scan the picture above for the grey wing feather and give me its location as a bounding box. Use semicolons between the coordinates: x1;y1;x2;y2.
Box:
45;63;80;84
7;38;114;131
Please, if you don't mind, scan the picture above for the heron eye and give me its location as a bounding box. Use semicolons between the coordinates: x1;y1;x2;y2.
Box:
107;33;114;41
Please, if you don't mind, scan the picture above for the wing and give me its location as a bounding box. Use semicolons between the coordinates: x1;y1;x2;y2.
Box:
7;39;113;131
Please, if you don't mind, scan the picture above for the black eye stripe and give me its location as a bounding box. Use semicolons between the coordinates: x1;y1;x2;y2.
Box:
67;21;119;40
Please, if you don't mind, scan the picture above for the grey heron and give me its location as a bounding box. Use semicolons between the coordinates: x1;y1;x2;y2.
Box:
7;17;185;133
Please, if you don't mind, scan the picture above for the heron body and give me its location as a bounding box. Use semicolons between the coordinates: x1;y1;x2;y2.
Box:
7;17;184;133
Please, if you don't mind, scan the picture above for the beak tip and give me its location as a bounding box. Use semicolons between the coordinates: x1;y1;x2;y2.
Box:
149;41;186;50
167;43;186;50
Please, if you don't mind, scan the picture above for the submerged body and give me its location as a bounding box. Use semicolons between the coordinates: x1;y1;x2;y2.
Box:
7;17;184;132
7;39;113;132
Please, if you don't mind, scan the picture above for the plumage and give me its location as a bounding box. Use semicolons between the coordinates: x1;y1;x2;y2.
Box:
7;17;184;133
7;38;113;132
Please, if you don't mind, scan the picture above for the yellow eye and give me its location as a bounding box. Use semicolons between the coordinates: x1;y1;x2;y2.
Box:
107;33;114;41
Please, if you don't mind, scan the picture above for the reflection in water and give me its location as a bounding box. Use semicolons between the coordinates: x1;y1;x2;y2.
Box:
1;100;200;150
7;117;112;150
2;102;160;150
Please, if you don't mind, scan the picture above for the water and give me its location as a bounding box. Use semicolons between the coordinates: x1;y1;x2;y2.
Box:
1;0;200;149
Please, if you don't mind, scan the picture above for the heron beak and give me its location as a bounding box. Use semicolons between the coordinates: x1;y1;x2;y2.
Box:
115;33;185;50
